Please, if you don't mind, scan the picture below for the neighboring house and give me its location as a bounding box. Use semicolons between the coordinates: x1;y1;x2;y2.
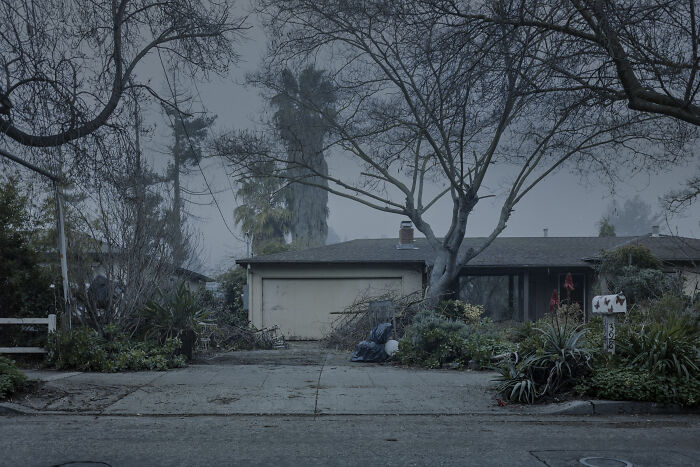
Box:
237;223;700;340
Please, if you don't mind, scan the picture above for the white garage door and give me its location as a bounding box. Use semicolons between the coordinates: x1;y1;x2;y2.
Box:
262;277;402;339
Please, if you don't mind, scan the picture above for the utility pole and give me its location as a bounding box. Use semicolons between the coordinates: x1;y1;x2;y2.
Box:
0;147;72;330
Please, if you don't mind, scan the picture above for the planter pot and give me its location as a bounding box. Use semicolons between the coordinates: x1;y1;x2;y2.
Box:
179;329;196;360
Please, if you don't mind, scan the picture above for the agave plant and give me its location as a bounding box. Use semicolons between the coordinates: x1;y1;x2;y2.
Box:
496;322;591;403
530;322;591;396
495;359;537;404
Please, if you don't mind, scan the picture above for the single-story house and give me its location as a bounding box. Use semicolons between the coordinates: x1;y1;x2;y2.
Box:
237;224;700;340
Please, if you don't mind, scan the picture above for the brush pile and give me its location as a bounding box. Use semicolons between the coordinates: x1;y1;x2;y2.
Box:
321;291;424;350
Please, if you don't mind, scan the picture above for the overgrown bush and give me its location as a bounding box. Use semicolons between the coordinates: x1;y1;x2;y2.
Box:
46;327;186;372
141;283;209;344
577;365;700;407
214;267;248;327
0;356;27;399
396;309;513;368
622;314;699;379
435;300;484;324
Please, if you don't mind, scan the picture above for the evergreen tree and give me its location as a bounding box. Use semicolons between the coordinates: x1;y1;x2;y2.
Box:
271;67;335;248
163;102;216;266
598;218;616;237
603;196;662;237
233;162;291;255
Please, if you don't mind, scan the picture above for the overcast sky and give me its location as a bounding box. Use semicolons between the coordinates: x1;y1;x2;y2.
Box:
135;9;700;275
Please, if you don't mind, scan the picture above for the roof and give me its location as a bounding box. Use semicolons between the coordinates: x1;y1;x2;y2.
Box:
237;235;700;269
175;267;214;283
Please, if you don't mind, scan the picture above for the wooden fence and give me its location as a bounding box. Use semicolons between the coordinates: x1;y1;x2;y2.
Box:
0;314;57;354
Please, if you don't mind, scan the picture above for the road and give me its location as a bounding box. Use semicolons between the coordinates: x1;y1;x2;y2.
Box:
2;413;699;466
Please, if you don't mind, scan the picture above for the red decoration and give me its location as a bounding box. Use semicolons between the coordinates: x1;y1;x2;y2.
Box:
564;273;575;292
549;289;559;312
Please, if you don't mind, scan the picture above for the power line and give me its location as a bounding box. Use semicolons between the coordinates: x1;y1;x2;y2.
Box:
156;49;239;241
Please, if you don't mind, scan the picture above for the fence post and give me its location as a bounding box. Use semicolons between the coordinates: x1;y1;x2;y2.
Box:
48;314;57;333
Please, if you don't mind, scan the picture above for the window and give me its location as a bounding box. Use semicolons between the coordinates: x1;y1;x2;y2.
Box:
458;275;518;321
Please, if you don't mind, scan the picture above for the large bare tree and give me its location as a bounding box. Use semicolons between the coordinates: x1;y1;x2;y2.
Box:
0;0;245;150
433;0;700;126
218;1;690;303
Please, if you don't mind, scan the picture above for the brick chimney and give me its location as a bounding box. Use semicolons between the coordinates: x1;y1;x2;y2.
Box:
397;220;416;249
651;225;660;237
543;228;549;238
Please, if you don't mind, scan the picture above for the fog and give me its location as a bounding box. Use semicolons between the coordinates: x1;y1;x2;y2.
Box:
130;10;699;276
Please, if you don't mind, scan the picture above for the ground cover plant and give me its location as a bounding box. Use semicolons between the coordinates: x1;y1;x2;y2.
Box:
46;326;186;372
0;356;27;399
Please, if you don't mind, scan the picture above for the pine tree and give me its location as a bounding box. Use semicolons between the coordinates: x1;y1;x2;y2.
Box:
163;102;216;266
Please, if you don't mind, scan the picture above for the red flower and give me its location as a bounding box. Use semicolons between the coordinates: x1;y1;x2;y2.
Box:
549;289;559;312
564;273;575;292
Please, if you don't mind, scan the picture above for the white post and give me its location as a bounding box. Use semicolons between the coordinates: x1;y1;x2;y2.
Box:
593;294;626;355
48;314;57;333
603;314;616;354
55;184;71;330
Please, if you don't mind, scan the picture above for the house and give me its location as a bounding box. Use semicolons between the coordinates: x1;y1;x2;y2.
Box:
237;223;700;340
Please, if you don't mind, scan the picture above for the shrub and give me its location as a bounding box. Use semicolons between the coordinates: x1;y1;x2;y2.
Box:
435;300;484;324
0;356;27;399
621;314;699;379
577;365;700;407
396;309;513;368
141;283;209;344
46;327;186;372
599;244;661;275
496;322;591;403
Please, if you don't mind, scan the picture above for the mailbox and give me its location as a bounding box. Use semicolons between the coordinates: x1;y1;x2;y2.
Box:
592;294;627;315
592;294;627;354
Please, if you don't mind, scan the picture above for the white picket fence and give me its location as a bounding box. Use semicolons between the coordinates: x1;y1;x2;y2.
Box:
0;314;56;354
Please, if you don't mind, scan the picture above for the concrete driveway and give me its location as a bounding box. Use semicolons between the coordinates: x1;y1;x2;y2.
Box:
7;342;504;416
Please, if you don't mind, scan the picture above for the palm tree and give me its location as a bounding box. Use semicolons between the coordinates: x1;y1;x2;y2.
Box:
271;66;336;248
233;162;292;255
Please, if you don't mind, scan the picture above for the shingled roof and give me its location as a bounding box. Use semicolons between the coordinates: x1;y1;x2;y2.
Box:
237;235;700;269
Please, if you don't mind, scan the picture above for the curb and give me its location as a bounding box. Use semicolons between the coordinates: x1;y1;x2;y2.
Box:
547;399;700;416
0;402;34;416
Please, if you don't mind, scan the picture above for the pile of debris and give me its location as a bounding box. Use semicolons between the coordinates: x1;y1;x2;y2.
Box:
321;291;424;351
210;323;287;351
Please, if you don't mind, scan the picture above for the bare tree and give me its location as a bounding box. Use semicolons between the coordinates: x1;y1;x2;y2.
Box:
435;0;700;210
661;169;700;214
218;1;689;304
58;94;189;335
433;0;700;126
0;0;245;149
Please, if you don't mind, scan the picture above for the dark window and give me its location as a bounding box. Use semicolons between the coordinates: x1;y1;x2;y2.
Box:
458;275;519;321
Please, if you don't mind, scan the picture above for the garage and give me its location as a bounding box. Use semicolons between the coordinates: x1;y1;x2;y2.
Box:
261;277;403;339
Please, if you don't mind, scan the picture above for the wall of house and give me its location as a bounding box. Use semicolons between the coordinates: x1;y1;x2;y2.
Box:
681;270;700;297
246;263;424;340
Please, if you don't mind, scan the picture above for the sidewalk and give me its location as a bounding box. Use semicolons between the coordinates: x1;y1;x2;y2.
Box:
4;347;502;416
4;343;697;417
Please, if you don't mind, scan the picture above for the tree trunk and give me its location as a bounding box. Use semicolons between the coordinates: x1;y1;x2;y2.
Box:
287;130;328;248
